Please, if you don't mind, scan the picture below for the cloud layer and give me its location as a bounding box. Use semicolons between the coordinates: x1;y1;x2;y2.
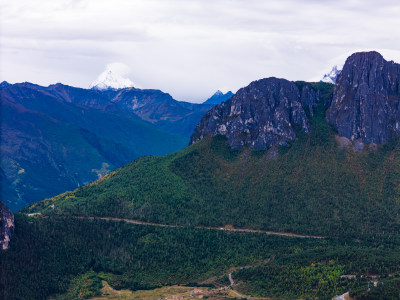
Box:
1;0;400;102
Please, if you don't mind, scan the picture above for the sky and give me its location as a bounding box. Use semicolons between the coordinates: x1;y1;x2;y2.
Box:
1;0;400;103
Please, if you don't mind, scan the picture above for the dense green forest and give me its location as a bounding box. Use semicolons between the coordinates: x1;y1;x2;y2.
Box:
25;83;400;242
350;276;400;299
2;214;400;299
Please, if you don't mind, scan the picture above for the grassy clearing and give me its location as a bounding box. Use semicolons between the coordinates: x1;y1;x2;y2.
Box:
90;282;197;300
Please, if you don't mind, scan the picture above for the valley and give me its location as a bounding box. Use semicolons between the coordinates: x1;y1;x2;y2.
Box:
0;82;213;211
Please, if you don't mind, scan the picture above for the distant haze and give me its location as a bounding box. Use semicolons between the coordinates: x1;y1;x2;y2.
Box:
1;0;400;103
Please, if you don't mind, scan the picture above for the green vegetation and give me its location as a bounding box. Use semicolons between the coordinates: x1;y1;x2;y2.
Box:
351;276;400;299
25;83;400;243
62;271;103;299
234;261;360;299
2;214;400;299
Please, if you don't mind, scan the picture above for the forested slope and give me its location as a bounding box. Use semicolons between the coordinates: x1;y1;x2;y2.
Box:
26;83;400;241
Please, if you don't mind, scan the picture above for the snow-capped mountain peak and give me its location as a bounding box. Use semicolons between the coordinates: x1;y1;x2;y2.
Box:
321;65;341;84
90;64;134;90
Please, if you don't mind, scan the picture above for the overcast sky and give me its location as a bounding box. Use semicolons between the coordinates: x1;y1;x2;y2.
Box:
1;0;400;102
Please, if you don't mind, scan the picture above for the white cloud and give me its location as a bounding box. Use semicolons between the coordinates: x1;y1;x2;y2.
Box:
1;0;400;102
104;63;131;77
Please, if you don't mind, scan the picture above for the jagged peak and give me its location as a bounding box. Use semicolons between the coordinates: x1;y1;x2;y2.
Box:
203;90;234;105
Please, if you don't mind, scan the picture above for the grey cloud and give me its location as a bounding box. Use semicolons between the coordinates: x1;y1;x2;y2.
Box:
2;27;151;42
1;0;400;102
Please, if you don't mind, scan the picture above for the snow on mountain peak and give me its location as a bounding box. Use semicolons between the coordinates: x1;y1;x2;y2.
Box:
321;65;341;84
90;63;134;90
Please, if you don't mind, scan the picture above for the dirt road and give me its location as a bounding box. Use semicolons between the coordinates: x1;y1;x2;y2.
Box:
74;216;325;239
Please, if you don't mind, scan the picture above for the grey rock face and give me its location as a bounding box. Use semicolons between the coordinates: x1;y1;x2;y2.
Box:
190;77;320;149
0;201;14;250
327;51;400;144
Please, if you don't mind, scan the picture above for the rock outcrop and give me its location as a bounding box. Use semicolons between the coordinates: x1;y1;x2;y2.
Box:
0;201;14;250
327;51;400;144
190;77;320;149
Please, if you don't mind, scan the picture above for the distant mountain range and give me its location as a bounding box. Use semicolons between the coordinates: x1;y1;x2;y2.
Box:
203;90;234;105
0;82;212;210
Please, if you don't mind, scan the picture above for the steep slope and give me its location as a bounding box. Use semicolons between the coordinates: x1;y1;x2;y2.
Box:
27;103;400;240
1;99;136;210
0;201;14;250
327;51;400;144
203;90;234;105
1;84;188;210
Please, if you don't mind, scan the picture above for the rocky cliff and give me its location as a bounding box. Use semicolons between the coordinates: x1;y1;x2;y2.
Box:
0;201;14;250
190;77;320;149
327;51;400;144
